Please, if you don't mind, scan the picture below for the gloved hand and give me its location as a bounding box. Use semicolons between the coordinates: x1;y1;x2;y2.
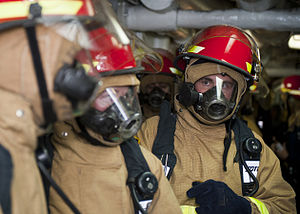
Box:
186;179;251;214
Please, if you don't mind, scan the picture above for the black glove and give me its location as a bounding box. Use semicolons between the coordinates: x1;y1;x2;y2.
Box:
187;179;251;214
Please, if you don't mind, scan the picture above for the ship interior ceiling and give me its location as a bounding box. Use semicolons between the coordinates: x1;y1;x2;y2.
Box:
110;0;300;94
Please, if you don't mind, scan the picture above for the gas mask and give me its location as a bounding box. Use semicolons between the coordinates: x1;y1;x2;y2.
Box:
178;73;238;123
142;87;171;109
194;86;236;121
139;76;173;112
79;86;142;145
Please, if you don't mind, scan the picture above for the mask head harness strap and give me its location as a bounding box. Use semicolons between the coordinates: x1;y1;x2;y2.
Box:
24;3;57;127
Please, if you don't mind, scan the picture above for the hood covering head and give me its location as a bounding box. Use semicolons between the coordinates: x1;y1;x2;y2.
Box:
182;61;247;125
140;73;175;112
140;74;175;95
79;74;142;146
0;25;88;126
0;0;138;129
138;48;181;117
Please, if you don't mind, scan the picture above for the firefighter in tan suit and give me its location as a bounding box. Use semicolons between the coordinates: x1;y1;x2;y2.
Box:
48;21;182;214
138;48;182;120
0;1;109;213
137;25;296;214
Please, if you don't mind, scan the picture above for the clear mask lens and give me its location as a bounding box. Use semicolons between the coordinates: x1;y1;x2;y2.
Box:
92;86;142;141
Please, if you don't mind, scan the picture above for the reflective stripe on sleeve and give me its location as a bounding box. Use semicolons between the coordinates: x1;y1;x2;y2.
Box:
180;205;197;214
249;197;269;214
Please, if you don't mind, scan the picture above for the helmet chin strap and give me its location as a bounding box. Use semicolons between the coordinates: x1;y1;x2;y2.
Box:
24;3;57;127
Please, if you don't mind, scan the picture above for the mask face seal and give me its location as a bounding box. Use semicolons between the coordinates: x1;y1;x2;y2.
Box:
178;73;238;122
194;86;236;121
79;86;142;143
194;74;237;122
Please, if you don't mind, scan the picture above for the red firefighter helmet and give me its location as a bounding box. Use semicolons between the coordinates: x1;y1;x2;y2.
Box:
130;36;164;74
140;53;163;74
0;0;137;123
139;48;182;98
174;25;262;86
76;27;138;76
281;75;300;100
140;47;182;77
154;48;182;77
0;0;135;76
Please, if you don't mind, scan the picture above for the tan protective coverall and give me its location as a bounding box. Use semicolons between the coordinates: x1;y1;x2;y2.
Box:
137;99;297;214
0;89;47;214
0;25;82;214
49;119;182;214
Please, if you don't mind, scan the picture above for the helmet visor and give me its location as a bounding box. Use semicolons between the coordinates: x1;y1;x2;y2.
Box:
127;31;163;74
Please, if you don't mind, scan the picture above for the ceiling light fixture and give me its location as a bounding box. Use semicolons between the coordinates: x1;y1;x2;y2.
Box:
288;34;300;49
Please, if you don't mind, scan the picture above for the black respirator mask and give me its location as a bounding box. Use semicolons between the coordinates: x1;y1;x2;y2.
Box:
195;86;235;121
140;87;171;109
178;82;237;122
79;86;142;143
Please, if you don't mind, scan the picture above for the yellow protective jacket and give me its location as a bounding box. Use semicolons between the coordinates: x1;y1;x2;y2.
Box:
49;119;182;214
0;89;47;214
137;100;296;214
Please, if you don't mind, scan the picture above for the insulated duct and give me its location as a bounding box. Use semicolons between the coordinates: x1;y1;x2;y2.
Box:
121;6;300;32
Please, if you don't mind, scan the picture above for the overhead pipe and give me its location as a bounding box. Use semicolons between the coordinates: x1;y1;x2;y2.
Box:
177;9;300;31
121;5;300;32
140;0;176;12
120;5;177;31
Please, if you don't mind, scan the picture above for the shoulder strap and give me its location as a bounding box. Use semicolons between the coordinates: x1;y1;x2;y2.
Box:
24;10;57;127
0;144;13;214
36;134;81;214
36;134;54;203
232;117;262;196
152;100;177;179
121;138;158;214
